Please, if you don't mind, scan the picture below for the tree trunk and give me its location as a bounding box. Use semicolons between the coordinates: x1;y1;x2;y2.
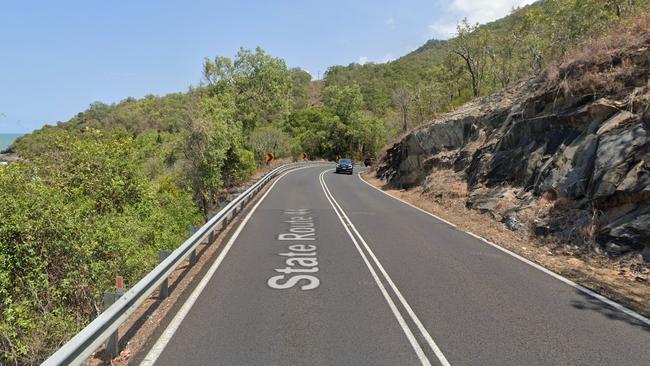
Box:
470;71;479;97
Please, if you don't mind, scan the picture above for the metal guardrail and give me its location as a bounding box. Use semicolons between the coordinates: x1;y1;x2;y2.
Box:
42;161;322;366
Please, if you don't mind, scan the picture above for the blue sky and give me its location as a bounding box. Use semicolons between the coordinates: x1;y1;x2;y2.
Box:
0;0;533;133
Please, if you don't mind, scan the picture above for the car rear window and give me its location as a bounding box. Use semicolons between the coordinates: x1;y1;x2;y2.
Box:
339;159;352;164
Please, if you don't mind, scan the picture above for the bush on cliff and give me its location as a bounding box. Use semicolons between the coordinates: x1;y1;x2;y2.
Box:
0;130;201;364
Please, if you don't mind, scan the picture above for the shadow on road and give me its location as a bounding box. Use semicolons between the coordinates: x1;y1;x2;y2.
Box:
570;288;650;332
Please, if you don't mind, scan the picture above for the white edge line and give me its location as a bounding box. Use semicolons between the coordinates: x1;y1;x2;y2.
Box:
140;166;313;366
357;172;457;228
318;170;432;366
324;170;451;366
358;171;650;327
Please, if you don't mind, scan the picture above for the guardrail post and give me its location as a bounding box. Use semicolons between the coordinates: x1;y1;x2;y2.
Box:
208;229;215;245
219;207;229;229
219;200;229;226
103;291;118;361
232;194;240;214
189;226;198;266
237;193;245;210
103;275;127;361
159;250;171;299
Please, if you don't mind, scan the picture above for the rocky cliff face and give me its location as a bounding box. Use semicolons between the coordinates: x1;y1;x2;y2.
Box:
378;33;650;260
0;152;19;165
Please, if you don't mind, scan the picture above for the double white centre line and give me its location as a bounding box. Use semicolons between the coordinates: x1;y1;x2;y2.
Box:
319;169;450;366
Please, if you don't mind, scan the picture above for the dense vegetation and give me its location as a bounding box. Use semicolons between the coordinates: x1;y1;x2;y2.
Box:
325;0;650;136
1;47;385;363
2;0;648;363
0;131;202;364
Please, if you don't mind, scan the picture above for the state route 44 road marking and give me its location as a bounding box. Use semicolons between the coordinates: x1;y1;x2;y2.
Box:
267;208;320;290
140;166;312;366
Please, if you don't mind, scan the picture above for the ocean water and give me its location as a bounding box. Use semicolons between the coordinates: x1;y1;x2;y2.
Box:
0;134;23;151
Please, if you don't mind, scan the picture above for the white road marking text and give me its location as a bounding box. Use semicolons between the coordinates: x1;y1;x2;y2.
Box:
268;209;320;290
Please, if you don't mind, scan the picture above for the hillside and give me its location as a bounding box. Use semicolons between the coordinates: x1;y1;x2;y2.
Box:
1;47;390;364
376;15;650;262
324;39;449;117
3;1;650;363
324;0;648;138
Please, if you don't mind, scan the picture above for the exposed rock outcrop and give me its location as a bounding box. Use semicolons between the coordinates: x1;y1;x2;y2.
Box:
378;34;650;259
0;152;20;165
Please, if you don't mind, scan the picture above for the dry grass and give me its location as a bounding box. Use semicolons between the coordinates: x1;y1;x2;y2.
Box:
363;170;650;318
421;169;467;200
543;13;650;98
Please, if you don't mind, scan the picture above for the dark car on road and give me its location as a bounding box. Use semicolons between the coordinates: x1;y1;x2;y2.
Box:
335;158;354;175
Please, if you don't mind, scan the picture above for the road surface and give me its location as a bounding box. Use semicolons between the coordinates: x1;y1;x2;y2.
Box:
140;165;650;366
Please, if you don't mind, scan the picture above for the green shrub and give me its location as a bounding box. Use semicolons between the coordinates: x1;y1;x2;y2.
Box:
0;131;201;364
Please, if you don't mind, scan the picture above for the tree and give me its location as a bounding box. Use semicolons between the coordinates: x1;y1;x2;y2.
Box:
248;125;291;160
182;93;253;215
349;112;386;157
509;5;549;74
451;18;491;97
202;56;235;95
203;47;292;131
284;107;352;160
391;85;412;132
411;83;442;126
487;34;518;88
183;95;229;215
322;84;363;123
289;68;312;109
429;60;468;108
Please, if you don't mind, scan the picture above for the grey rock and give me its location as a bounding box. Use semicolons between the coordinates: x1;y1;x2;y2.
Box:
534;225;551;236
604;242;634;255
642;246;650;262
0;153;20;164
377;69;650;256
591;123;648;199
597;205;650;250
504;214;525;232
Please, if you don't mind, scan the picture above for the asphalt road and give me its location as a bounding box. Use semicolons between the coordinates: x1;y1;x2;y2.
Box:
141;165;650;366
